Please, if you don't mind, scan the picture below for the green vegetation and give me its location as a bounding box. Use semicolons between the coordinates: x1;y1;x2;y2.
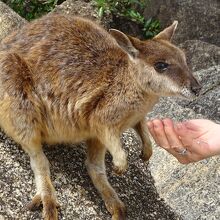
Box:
94;0;161;38
2;0;63;21
2;0;160;38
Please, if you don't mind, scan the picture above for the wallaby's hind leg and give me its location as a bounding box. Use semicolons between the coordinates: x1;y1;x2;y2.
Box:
0;52;59;220
24;143;59;220
86;138;126;220
135;119;152;162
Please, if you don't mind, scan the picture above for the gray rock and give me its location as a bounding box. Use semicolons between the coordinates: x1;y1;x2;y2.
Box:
143;0;220;46
54;0;99;20
0;1;26;41
53;0;112;28
180;40;220;72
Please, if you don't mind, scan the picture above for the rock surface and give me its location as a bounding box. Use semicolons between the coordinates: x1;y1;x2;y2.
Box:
0;1;26;40
0;1;180;220
143;0;220;46
53;0;112;28
0;1;219;220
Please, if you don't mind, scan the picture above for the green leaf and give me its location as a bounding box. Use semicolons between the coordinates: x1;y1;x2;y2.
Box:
98;7;104;17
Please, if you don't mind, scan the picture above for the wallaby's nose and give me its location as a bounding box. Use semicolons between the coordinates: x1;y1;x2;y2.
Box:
191;80;202;96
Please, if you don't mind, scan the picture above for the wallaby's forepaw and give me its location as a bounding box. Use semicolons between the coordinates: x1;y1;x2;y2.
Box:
112;151;128;175
27;194;60;220
113;159;128;175
113;164;128;175
105;199;126;220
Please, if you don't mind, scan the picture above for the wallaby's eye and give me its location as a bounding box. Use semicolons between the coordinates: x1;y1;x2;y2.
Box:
154;62;169;73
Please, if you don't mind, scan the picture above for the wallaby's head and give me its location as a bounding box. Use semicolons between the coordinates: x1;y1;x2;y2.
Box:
109;22;201;99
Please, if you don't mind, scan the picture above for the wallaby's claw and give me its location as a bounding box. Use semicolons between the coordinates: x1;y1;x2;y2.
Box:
105;199;126;220
139;147;152;162
139;151;151;162
112;211;126;220
27;194;42;211
43;195;59;220
113;164;128;176
27;194;60;220
112;153;128;175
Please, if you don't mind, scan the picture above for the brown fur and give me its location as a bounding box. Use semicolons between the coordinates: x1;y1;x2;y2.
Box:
0;14;201;219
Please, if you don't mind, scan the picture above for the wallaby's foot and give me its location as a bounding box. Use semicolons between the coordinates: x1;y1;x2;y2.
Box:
28;194;59;220
43;195;59;220
105;199;126;220
140;144;152;162
27;194;42;211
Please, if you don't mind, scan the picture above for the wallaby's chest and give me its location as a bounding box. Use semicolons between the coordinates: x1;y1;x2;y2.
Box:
119;98;158;131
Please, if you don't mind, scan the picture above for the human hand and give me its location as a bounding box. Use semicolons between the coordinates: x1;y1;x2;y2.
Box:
147;118;220;164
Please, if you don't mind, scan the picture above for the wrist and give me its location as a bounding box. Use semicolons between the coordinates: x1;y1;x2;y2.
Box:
209;123;220;156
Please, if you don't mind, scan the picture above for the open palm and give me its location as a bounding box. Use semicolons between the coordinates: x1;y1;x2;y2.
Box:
147;118;220;164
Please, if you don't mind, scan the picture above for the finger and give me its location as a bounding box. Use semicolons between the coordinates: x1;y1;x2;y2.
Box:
151;119;170;149
147;121;155;136
147;121;160;146
148;120;194;164
163;118;184;149
183;119;214;132
162;118;195;164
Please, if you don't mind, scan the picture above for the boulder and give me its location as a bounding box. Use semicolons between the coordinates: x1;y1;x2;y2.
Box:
0;1;26;40
180;40;220;72
143;0;220;46
53;0;112;28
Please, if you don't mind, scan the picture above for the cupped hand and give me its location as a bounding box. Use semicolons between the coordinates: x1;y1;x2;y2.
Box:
147;118;220;164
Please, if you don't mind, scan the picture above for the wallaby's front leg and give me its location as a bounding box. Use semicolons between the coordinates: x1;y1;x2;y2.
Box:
86;138;126;220
134;119;152;162
24;144;59;220
99;130;127;175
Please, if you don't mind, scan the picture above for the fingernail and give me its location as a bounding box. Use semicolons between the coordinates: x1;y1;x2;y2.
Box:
162;120;168;127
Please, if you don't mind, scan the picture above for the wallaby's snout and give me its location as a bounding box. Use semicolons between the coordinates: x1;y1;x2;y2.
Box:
180;73;202;99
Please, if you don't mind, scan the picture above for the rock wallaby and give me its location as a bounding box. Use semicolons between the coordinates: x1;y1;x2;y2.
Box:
0;14;201;220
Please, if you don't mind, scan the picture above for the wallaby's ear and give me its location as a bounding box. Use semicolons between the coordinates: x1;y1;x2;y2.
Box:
154;21;178;41
109;29;138;57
